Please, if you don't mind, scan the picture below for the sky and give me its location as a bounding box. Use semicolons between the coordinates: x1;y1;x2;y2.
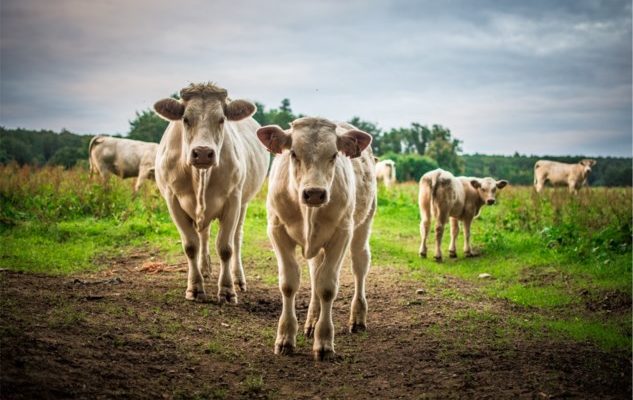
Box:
1;0;631;156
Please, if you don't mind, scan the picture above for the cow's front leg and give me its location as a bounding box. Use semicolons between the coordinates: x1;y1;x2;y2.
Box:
463;218;474;257
269;218;300;355
304;250;324;338
231;205;248;291
349;199;374;333
216;194;241;304
314;227;351;361
198;226;212;280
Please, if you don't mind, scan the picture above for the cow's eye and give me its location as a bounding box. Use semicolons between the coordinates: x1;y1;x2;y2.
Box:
183;117;190;127
331;153;338;162
218;117;225;124
290;150;298;161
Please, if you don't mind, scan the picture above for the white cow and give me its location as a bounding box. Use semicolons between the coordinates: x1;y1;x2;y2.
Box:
375;159;396;188
257;117;376;361
534;159;596;194
419;168;508;261
88;136;158;192
153;83;268;303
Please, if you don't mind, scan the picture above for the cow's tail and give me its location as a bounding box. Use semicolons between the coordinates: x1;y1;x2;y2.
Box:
429;171;451;213
88;135;105;178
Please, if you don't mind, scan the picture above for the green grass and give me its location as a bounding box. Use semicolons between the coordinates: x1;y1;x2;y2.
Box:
0;165;631;353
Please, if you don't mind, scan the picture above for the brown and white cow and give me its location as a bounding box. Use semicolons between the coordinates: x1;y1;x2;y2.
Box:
257;117;376;361
375;159;396;188
153;83;268;303
534;159;597;194
419;168;508;261
89;136;158;192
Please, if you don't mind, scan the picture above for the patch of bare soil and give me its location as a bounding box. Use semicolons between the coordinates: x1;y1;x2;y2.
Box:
1;254;630;399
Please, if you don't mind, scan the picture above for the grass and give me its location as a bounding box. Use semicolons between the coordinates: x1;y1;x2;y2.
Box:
0;164;631;352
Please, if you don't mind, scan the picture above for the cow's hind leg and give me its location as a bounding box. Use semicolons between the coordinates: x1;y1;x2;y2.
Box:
231;205;248;292
434;207;449;262
418;189;432;258
349;199;375;333
216;194;241;304
448;217;459;258
166;196;206;301
269;218;300;355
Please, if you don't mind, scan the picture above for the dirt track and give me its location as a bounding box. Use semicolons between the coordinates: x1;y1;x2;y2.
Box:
1;254;631;399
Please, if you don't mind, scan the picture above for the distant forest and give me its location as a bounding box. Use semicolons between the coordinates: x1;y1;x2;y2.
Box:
1;99;631;186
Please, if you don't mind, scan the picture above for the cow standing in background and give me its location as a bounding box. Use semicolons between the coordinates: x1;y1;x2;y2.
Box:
153;83;268;304
419;168;508;261
375;159;397;188
89;136;158;192
257;117;376;361
534;159;597;194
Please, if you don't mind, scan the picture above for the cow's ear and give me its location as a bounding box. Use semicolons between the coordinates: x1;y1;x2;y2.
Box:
257;125;291;154
470;179;481;189
225;99;256;121
496;180;508;189
154;98;185;121
337;129;372;158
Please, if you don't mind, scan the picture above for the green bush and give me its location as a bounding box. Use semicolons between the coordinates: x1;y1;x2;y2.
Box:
380;152;438;182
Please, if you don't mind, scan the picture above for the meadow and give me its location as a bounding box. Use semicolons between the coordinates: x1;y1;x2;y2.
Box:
1;164;631;398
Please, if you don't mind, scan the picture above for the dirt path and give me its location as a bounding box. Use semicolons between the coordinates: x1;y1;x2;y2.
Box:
1;254;630;399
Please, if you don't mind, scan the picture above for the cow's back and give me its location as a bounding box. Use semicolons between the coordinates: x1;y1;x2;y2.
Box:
535;160;576;184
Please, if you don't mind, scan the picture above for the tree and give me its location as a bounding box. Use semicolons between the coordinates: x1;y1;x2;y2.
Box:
127;109;168;143
425;125;464;174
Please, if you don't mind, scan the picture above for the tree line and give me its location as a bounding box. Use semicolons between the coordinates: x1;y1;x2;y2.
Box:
0;99;630;186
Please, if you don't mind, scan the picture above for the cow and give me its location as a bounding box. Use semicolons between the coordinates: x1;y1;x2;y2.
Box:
152;83;268;304
257;117;376;361
534;159;597;194
88;136;158;192
375;159;397;188
418;168;508;261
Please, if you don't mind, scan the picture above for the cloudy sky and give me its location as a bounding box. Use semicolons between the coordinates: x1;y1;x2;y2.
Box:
1;0;631;156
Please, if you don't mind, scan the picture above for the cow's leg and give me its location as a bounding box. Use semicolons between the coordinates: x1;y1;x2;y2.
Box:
165;196;205;301
534;176;545;193
269;218;300;355
134;166;151;192
313;227;351;361
568;180;579;195
434;208;449;262
418;194;431;258
198;225;212;280
231;205;248;292
463;217;474;257
349;199;375;333
448;217;459;258
304;250;324;338
215;194;241;304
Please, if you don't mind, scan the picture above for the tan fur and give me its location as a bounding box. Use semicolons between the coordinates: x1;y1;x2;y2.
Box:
375;159;396;188
534;159;596;194
260;117;376;360
88;136;158;192
154;83;269;304
419;168;508;261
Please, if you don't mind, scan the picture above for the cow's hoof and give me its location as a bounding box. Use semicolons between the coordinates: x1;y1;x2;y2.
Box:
274;342;295;355
349;322;367;333
434;256;443;263
419;251;427;259
237;281;247;292
313;346;336;361
449;252;457;259
218;289;238;304
185;289;207;302
465;252;476;258
304;325;315;339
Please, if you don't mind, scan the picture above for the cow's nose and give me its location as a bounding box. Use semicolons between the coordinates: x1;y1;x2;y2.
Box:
487;199;495;205
302;188;327;206
191;147;215;167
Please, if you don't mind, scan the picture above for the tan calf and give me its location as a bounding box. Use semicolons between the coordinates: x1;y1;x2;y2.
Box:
534;159;596;194
257;117;376;361
419;168;508;261
375;159;396;188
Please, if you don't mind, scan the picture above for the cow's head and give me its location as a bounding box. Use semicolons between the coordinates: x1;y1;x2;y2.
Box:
257;117;371;207
153;83;256;169
470;178;508;205
579;159;597;176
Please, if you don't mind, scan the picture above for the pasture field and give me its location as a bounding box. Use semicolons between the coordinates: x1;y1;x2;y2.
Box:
1;164;631;399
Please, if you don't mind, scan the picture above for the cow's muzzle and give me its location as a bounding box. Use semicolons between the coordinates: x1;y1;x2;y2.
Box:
302;188;328;207
191;146;216;169
486;199;496;205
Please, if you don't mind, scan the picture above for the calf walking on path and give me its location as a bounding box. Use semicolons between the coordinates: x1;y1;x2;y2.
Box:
419;168;508;261
257;117;376;361
153;83;268;304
